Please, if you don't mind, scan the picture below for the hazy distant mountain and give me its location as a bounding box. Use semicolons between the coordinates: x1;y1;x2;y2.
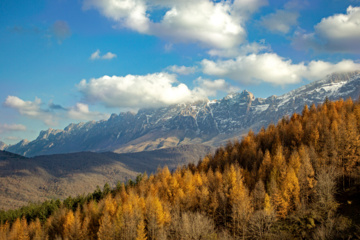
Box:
0;141;6;150
5;71;360;157
0;144;213;210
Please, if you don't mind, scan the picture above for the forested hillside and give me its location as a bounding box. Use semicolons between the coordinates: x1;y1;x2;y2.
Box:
1;98;360;239
0;144;213;210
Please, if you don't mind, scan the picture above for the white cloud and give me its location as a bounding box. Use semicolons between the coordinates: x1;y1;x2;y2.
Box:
208;41;270;58
0;123;27;134
83;0;150;33
78;72;238;108
260;10;299;34
151;1;245;49
302;60;360;81
90;49;117;60
194;78;240;97
83;0;267;49
4;96;109;125
68;103;110;121
201;53;360;85
77;73;201;108
90;50;101;60
4;96;57;126
102;52;117;59
293;6;360;53
167;65;196;75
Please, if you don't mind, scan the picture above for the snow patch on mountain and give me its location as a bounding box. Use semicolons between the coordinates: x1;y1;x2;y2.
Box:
5;71;360;157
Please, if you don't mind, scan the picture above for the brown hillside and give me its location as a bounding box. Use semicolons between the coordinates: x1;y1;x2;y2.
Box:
0;144;214;210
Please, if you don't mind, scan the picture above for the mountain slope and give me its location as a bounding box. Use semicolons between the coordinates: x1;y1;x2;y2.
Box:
0;141;6;150
0;144;213;210
5;71;360;157
2;97;360;239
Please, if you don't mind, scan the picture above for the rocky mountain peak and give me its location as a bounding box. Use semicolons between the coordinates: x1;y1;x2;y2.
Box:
9;139;29;149
5;72;360;157
36;128;63;140
223;90;254;103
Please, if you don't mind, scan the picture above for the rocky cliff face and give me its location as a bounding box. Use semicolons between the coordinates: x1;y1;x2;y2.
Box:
6;71;360;157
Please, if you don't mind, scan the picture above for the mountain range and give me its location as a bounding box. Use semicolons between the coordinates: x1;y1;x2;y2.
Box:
1;71;360;210
4;71;360;157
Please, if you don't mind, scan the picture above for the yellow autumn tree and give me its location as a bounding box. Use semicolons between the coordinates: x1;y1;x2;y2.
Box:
282;167;300;211
258;150;272;183
135;218;147;240
226;165;253;238
298;145;315;205
97;212;114;240
145;195;170;239
9;217;29;240
63;209;75;240
0;222;10;240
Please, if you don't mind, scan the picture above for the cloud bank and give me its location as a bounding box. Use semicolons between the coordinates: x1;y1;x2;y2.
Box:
83;0;268;49
78;73;199;108
201;53;360;85
4;96;58;126
68;103;110;120
194;78;239;97
293;6;360;53
4;96;108;126
77;72;236;108
0;123;27;134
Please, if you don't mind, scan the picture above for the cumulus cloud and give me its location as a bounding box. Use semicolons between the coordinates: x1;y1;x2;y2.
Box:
260;10;299;34
302;60;360;81
201;53;360;85
4;96;58;126
90;49;117;60
166;65;197;75
68;103;110;121
4;96;108;125
83;0;150;33
0;123;27;134
78;72;237;108
78;73;200;108
293;6;360;53
151;1;245;49
194;78;240;97
83;0;267;49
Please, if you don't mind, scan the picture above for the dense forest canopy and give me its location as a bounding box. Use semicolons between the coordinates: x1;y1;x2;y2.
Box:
1;97;360;239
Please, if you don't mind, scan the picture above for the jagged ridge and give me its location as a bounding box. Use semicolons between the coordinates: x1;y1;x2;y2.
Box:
5;71;360;157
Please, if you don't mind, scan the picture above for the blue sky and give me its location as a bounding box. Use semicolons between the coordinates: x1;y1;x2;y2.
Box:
1;0;360;145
